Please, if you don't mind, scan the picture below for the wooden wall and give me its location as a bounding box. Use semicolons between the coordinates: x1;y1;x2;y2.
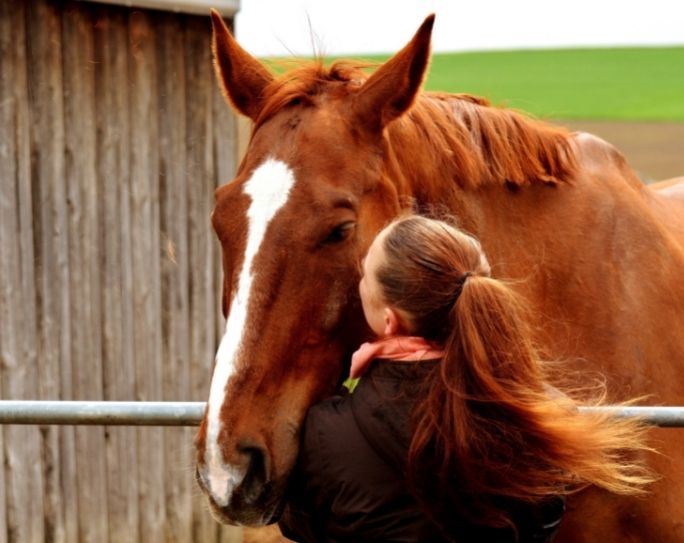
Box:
0;1;241;541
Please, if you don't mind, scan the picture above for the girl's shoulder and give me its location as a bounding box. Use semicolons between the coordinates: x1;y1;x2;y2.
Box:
299;394;360;473
303;393;355;450
296;392;407;505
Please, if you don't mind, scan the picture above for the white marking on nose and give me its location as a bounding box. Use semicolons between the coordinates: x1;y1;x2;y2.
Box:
204;158;296;506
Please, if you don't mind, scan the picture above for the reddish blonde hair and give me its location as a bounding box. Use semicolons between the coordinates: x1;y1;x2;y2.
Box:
375;215;653;530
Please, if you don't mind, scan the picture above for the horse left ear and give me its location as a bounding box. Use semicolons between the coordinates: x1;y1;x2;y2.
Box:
353;14;435;132
210;9;274;120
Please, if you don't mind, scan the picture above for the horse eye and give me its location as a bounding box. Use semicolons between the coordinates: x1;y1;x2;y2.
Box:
322;222;356;245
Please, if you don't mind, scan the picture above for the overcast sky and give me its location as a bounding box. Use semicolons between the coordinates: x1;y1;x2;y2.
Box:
235;0;684;57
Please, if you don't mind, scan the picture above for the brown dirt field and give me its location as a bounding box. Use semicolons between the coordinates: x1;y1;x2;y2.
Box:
561;121;684;183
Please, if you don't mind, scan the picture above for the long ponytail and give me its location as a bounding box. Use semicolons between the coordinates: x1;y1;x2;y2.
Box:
375;215;653;531
409;275;652;529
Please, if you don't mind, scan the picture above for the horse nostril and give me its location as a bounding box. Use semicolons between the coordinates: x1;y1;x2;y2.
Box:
238;443;268;505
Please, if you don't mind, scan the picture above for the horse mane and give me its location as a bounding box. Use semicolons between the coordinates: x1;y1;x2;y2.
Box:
255;61;577;188
403;95;577;188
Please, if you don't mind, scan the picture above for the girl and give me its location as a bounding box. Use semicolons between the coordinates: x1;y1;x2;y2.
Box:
279;215;652;542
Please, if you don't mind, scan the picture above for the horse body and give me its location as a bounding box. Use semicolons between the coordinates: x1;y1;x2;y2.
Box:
196;12;684;540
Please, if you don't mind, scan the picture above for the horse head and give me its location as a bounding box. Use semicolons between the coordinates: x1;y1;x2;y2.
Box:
194;11;436;525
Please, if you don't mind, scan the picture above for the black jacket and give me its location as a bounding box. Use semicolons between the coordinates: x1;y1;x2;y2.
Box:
279;360;565;543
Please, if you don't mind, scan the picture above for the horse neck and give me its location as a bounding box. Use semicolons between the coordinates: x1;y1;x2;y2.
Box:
383;95;629;267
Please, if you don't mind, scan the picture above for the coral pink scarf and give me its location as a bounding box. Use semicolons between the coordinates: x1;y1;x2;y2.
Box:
350;336;444;378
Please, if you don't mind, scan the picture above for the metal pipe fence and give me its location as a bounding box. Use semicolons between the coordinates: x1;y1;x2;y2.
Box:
0;401;205;426
0;401;682;427
578;406;684;428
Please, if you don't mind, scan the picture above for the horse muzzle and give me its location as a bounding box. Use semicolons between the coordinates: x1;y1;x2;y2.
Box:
196;441;285;526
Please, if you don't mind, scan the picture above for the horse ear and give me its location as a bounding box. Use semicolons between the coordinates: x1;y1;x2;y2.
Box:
210;9;274;121
353;14;435;132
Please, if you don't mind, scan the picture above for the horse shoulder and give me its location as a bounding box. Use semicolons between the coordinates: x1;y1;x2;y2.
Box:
571;130;684;267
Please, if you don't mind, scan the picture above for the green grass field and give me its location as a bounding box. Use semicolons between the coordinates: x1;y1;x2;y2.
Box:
311;47;684;121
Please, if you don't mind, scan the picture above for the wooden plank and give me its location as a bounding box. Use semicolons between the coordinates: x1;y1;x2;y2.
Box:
61;3;109;542
184;16;223;542
93;6;140;541
156;13;193;543
185;16;217;410
0;5;14;542
127;10;166;543
25;2;75;540
0;2;46;541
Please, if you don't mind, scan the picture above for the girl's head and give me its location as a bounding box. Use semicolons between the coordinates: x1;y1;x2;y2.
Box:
359;215;491;340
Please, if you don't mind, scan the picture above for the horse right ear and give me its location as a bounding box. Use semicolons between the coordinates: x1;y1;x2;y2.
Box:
210;9;274;121
352;14;434;133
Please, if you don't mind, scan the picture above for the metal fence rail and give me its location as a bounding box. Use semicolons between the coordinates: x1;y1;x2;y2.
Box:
577;406;684;428
0;401;205;426
0;401;683;427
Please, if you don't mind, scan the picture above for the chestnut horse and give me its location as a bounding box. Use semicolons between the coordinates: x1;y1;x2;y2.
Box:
195;12;684;541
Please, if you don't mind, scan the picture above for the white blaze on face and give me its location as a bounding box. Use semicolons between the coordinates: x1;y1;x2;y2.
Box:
204;158;296;506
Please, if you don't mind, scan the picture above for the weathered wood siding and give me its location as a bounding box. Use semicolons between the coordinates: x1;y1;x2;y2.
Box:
0;1;240;541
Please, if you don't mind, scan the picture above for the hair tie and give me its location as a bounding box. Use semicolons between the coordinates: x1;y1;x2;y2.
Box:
446;272;473;308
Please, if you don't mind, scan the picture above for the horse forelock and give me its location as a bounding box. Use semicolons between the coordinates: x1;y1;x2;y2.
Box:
254;61;372;129
204;157;297;505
